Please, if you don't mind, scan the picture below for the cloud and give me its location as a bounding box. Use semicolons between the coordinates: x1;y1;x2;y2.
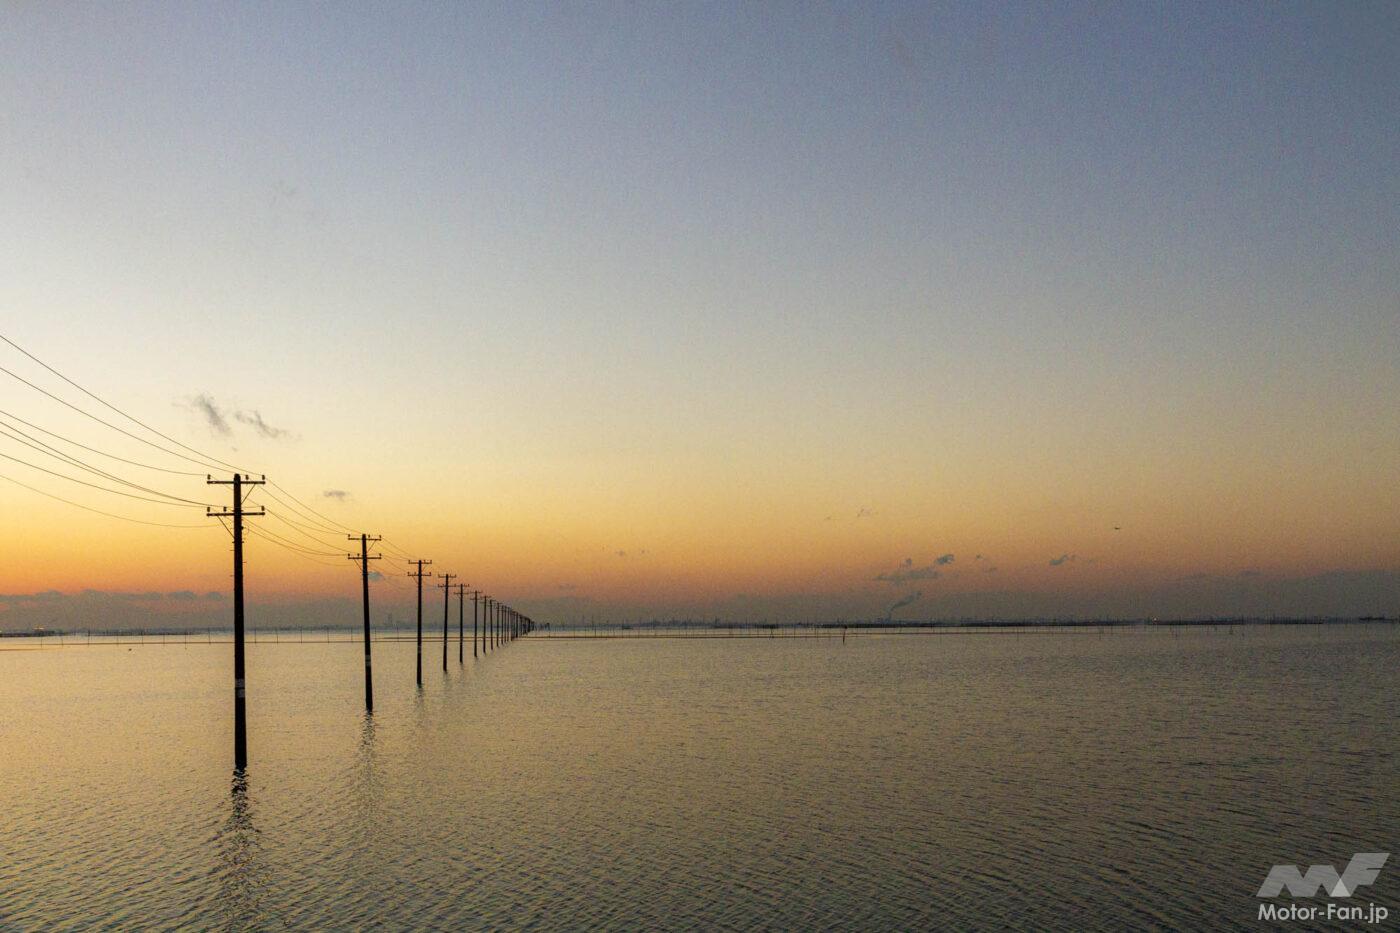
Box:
887;591;923;617
1049;554;1076;566
233;409;290;440
615;550;627;558
367;571;383;582
167;590;197;601
189;394;231;436
974;554;983;561
875;557;942;584
876;554;953;583
856;507;875;519
983;565;998;574
322;489;351;501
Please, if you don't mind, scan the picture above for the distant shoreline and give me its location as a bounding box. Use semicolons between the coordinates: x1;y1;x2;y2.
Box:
3;616;1396;641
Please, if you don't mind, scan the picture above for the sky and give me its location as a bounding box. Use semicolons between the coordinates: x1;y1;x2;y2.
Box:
1;2;1397;626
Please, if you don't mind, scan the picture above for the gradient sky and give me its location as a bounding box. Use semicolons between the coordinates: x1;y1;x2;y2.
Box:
2;2;1397;624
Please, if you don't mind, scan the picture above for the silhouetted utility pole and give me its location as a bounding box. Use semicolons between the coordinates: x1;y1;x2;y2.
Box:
483;596;493;652
408;559;433;686
208;472;265;771
471;590;481;658
347;534;381;713
456;583;468;664
437;572;456;673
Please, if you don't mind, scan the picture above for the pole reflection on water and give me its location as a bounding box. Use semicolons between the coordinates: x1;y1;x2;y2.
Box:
217;771;267;929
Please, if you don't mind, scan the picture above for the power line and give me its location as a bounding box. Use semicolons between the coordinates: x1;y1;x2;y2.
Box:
0;422;213;506
0;361;234;473
0;332;245;473
244;527;347;567
0;470;214;528
258;485;349;536
248;522;345;557
261;508;347;549
253;498;350;541
267;480;358;534
0;448;211;507
0;408;205;475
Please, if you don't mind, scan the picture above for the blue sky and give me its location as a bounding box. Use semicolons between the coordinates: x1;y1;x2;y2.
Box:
1;2;1397;620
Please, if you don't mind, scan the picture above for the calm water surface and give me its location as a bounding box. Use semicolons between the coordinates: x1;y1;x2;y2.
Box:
1;625;1397;930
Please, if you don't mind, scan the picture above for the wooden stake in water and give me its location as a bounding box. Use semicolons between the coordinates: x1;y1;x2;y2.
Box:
207;472;265;770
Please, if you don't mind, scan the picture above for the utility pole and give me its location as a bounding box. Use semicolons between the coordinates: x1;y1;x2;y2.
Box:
437;572;456;673
409;559;433;686
456;583;468;665
483;596;493;652
207;472;265;771
471;590;481;658
347;534;381;713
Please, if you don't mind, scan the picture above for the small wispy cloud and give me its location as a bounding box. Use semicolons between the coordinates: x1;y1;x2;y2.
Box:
887;591;922;617
185;395;291;441
233;409;289;440
189;394;231;436
856;507;875;519
615;550;627;558
367;571;383;581
876;556;949;584
1049;554;1076;567
322;489;351;501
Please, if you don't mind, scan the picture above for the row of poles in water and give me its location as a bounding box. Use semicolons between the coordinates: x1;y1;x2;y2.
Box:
213;473;535;770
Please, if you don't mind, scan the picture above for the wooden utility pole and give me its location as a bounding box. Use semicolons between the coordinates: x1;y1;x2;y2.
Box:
347;534;382;712
437;572;456;673
408;559;433;685
471;590;481;658
207;472;265;770
456;583;468;664
483;596;493;652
